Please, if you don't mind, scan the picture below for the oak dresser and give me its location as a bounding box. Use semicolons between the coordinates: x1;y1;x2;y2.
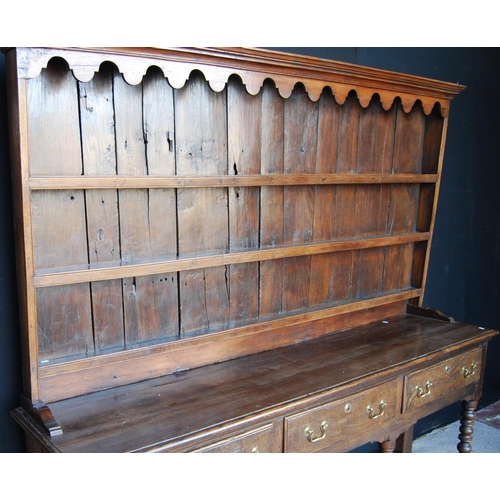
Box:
4;47;498;453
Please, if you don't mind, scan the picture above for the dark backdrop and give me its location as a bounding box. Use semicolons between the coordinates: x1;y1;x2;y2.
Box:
1;47;499;452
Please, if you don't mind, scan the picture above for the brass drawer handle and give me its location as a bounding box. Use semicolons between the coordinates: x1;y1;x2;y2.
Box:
462;363;477;378
305;421;328;443
416;381;432;398
367;400;387;419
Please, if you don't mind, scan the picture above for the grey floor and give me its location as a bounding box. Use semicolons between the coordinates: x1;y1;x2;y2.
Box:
413;399;500;453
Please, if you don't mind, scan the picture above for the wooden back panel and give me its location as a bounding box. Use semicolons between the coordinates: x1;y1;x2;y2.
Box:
4;47;464;403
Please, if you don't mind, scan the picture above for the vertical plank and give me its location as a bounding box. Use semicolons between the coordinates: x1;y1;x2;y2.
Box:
29;63;88;271
79;63;124;352
36;284;93;361
350;247;384;299
28;58;93;361
383;243;413;291
227;78;260;324
333;92;359;302
142;68;179;341
334;93;359;236
387;103;424;234
352;98;395;298
383;102;425;294
393;103;426;174
113;71;149;260
283;85;318;313
176;72;229;336
114;70;149;346
331;250;353;302
114;69;178;346
259;81;285;318
421;108;444;175
309;88;340;307
355;97;395;236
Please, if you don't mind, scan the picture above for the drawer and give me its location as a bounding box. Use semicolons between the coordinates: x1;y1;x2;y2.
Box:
284;379;399;453
193;423;275;453
403;348;482;413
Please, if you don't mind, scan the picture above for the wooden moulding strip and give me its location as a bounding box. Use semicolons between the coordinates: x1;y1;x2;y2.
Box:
29;173;439;190
37;291;420;402
33;232;431;288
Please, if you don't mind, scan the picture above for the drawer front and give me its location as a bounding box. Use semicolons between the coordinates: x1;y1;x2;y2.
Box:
193;424;275;453
284;380;399;453
403;348;482;413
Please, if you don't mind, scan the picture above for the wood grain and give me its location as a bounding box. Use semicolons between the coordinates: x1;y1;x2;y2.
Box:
11;49;494;457
309;88;339;307
79;63;124;352
176;71;229;336
13;47;465;117
29;173;439;189
37;295;417;402
6;48;469;412
227;77;260;324
259;80;285;317
283;85;317;313
37;316;495;451
332;93;359;302
28;58;93;361
141;67;179;342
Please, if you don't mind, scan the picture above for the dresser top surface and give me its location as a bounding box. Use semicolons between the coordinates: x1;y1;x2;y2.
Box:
42;314;496;452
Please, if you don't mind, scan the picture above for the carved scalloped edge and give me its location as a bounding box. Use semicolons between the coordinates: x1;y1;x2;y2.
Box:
13;47;452;116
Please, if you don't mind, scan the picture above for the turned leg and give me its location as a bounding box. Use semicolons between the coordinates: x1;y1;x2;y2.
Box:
379;439;396;453
457;400;477;453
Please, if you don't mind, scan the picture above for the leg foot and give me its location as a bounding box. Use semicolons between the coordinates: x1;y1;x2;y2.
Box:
457;400;477;453
379;439;396;453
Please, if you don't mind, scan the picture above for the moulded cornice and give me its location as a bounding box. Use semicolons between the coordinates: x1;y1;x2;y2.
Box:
7;46;466;117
